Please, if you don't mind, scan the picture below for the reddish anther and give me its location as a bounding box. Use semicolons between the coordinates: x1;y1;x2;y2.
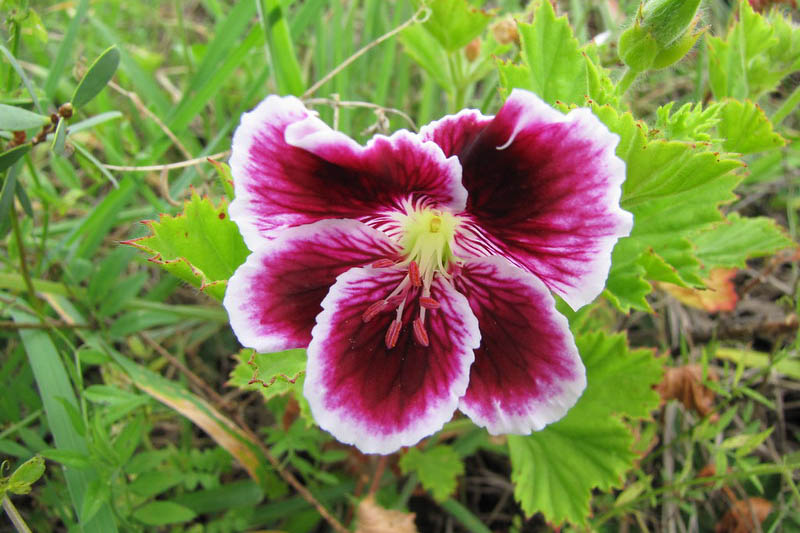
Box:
362;300;386;323
419;297;440;309
413;318;429;347
385;320;402;349
408;261;422;287
371;258;395;268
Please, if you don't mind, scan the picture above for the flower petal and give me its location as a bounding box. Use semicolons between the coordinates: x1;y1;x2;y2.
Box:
305;267;480;454
223;219;400;353
229;95;466;249
453;256;586;434
422;89;632;310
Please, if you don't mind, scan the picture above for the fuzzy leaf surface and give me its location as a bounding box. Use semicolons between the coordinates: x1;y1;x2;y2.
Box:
508;332;662;526
716;100;785;154
691;213;794;269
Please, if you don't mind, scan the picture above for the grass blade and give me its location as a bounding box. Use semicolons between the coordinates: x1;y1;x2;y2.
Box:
11;310;117;532
257;0;305;95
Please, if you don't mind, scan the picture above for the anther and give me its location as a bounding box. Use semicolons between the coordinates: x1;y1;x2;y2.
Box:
385;320;402;349
413;318;429;347
362;300;387;323
419;297;440;309
408;261;422;287
371;258;395;268
429;216;442;233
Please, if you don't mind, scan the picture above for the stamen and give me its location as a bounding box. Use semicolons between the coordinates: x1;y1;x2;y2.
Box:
419;297;440;309
371;258;395;268
412;318;429;347
385;320;402;349
429;216;442;233
408;261;422;287
362;300;387;323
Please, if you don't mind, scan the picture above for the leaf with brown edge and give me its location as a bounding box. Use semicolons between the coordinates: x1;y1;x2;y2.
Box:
656;364;718;417
661;268;738;312
355;496;418;533
124;192;248;301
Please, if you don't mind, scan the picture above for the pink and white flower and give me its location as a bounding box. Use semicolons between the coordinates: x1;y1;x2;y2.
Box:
223;89;632;454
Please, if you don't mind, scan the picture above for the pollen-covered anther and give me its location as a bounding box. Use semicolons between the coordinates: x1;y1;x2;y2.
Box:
408;261;422;287
412;318;429;347
385;320;402;349
419;297;440;309
361;300;388;323
371;258;395;268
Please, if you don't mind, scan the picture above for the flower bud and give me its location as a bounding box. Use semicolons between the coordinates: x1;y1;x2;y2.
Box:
465;37;481;62
491;17;519;45
618;0;703;72
642;0;703;47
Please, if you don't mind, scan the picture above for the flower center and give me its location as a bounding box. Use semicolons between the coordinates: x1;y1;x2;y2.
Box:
363;205;459;349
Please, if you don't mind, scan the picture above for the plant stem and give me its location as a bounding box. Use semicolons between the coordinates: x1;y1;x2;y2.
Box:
771;83;800;126
9;201;41;314
616;67;639;96
2;496;33;533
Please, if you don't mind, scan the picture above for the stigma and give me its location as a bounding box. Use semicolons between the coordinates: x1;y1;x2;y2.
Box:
362;202;460;349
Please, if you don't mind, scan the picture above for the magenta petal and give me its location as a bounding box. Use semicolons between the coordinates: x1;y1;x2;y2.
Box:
305;268;480;454
223;220;400;353
423;89;632;310
229;95;466;249
453;257;586;434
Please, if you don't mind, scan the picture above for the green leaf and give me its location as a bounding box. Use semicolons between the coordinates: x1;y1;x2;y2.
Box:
707;0;800;100
7;456;45;495
691;213;794;270
717;99;785;154
497;0;587;106
228;348;306;399
0;103;50;130
126;192;249;300
411;0;493;52
71;45;121;108
0;144;30;173
654;102;720;142
400;24;453;90
400;445;464;502
51;118;68;156
508;332;663;526
593;105;743;310
132;501;197;526
39;449;93;470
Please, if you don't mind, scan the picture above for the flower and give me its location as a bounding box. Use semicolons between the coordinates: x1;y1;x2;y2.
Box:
223;89;632;454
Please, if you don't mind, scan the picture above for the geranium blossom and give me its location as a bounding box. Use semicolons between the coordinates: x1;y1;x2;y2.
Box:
223;89;632;454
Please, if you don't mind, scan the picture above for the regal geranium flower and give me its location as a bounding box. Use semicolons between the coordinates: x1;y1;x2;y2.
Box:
223;89;632;454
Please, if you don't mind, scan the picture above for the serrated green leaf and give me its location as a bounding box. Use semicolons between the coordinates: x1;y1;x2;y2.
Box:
0;144;31;172
7;456;45;495
717;99;785;154
400;445;464;502
498;1;587;106
132;501;197;526
655;102;720;142
707;1;800;100
508;332;663;526
411;0;493;52
127;192;248;300
71;45;120;108
594;104;743;310
0;103;50;131
228;348;306;398
691;213;794;269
